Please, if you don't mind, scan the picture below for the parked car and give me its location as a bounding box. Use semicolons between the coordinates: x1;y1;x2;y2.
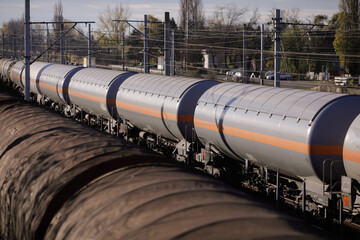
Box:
225;68;248;82
265;71;292;80
226;68;243;76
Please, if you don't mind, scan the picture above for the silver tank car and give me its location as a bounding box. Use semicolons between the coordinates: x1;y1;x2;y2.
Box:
68;68;135;119
0;59;15;80
20;61;54;95
194;83;360;186
45;164;325;240
38;64;83;104
2;59;16;81
10;60;24;88
116;74;218;141
0;91;325;240
0;58;7;78
343;114;360;183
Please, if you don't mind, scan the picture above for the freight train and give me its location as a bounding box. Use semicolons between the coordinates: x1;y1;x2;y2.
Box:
1;57;360;223
0;91;324;239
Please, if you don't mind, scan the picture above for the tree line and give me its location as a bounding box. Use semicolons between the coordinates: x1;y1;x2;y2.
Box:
1;0;360;77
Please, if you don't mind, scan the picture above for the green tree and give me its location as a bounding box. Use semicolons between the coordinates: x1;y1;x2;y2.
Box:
206;3;246;69
179;0;205;30
266;8;310;78
125;15;164;67
334;0;360;75
96;3;131;65
98;4;130;44
281;25;310;76
179;0;205;68
0;17;24;58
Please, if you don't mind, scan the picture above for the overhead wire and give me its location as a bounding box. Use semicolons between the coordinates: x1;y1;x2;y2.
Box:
4;22;360;74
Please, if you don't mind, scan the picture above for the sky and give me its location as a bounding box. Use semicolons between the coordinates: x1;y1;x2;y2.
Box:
0;0;340;29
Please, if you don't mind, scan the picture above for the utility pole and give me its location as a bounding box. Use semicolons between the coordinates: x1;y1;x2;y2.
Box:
60;23;65;64
144;15;148;73
68;34;71;62
117;30;120;65
122;32;125;70
24;0;31;101
260;24;264;85
171;30;175;76
274;9;281;87
185;0;189;72
2;32;4;57
243;24;247;83
164;12;170;76
13;31;16;58
88;23;91;68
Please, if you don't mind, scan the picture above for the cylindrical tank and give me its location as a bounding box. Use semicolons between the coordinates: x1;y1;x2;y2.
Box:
0;92;169;240
19;61;54;95
68;68;134;119
45;165;324;240
194;83;360;183
0;92;324;240
20;62;52;94
39;64;83;104
1;59;16;81
0;58;8;78
10;60;24;87
116;74;218;141
343;114;360;183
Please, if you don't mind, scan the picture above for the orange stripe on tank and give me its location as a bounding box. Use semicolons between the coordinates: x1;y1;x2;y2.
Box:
38;82;68;94
68;90;107;104
11;73;21;80
194;118;342;156
33;85;193;123
39;82;57;92
116;100;193;123
343;149;360;163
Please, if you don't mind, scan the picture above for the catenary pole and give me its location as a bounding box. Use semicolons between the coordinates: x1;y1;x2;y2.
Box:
24;0;31;101
243;24;247;83
274;9;281;87
144;15;148;73
60;23;65;64
164;12;170;76
122;32;125;70
171;30;175;76
260;24;264;85
88;23;91;68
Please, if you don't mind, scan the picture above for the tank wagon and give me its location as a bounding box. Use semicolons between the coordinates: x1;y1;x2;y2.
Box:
1;57;360;223
0;92;324;240
38;64;83;105
0;58;15;81
10;60;24;88
115;74;217;155
194;83;360;208
344;115;360;183
68;68;136;119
